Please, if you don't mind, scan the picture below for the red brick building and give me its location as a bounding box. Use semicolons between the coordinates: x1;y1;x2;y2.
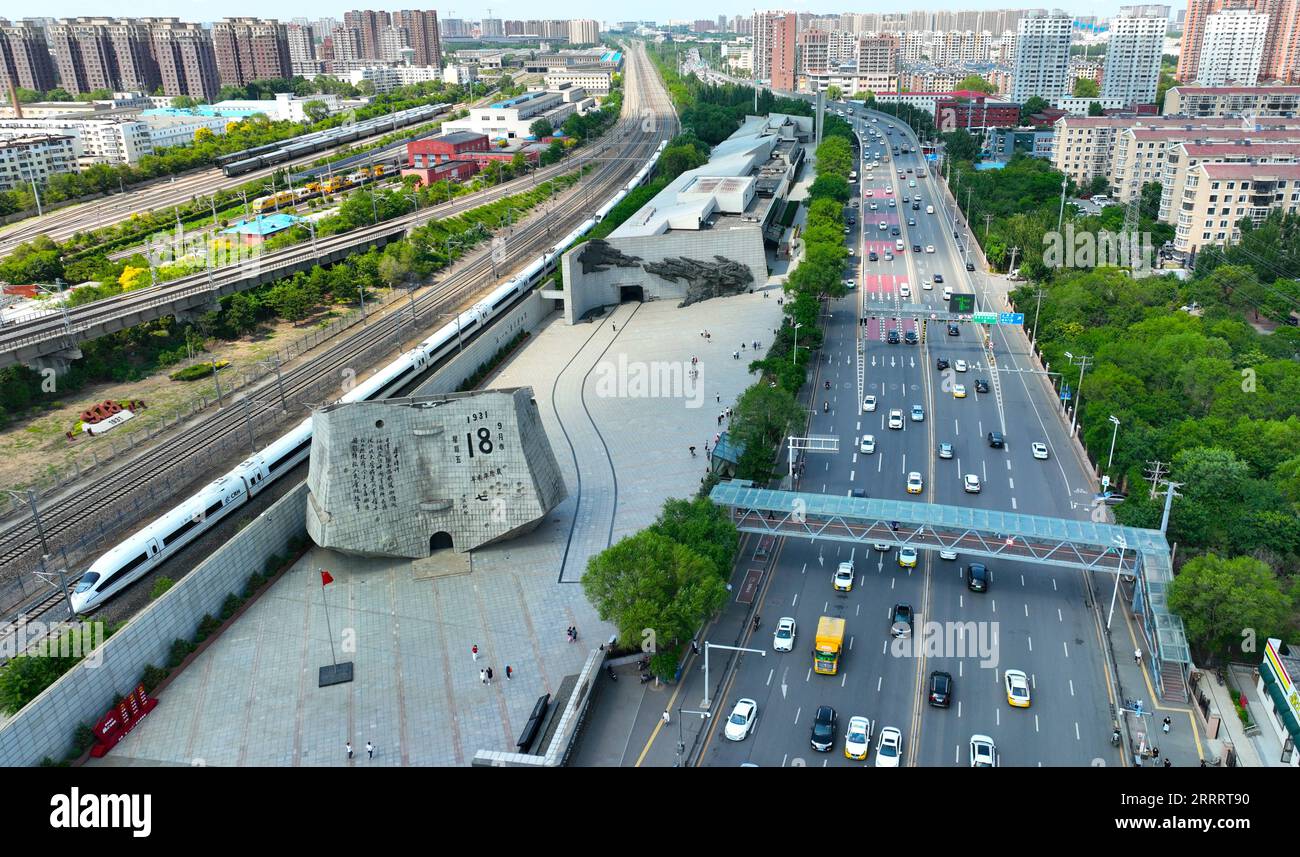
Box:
407;131;489;167
402;160;478;186
936;94;1022;132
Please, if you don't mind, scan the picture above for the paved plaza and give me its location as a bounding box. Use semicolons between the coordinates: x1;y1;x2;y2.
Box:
102;288;785;766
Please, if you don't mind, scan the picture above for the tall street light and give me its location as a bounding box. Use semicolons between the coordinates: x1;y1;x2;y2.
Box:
1107;415;1121;470
1063;350;1092;437
792;322;803;365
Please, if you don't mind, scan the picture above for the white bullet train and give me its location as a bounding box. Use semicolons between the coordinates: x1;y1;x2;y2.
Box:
69;139;669;614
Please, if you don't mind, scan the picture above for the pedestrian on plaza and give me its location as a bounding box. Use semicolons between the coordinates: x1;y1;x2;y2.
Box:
689;446;696;457
346;742;353;760
472;644;479;661
662;711;671;725
1151;746;1159;760
714;432;721;445
716;392;721;403
506;665;513;681
366;741;374;759
1163;716;1171;734
691;640;700;655
700;329;705;338
1163;758;1171;768
480;669;487;684
486;667;494;685
1135;648;1143;666
1200;759;1208;767
611;323;617;332
717;413;723;426
741;342;746;350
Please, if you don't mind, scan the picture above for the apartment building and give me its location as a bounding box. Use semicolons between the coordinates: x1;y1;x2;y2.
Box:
1164;85;1300;115
770;13;797;91
349;64;443;94
212;18;292;88
1198;9;1270;84
151;20;220;102
0;117;152;166
936;94;1022;131
1173;161;1300;253
49;19;119;96
752;11;784;82
544;68;612;94
393;11;442;68
1180;0;1300;84
0;19;59;93
1103;6;1168;103
1012;10;1073;102
0;134;76;191
1161;137;1300;221
569;19;600;45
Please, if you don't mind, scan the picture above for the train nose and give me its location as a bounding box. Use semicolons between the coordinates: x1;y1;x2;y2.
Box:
69;592;89;614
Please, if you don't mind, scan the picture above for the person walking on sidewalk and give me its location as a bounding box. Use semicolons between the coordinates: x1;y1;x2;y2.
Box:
346;742;353;760
366;741;374;759
1134;648;1143;666
471;644;479;661
480;669;487;685
486;667;493;685
662;711;671;725
506;665;513;681
1162;716;1171;734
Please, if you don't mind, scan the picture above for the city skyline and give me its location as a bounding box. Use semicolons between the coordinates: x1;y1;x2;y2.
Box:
22;3;1169;25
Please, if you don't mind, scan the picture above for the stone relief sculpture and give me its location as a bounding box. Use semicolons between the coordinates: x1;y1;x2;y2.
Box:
643;256;755;307
576;239;643;274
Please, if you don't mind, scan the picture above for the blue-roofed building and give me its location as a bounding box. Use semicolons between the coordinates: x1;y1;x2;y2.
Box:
221;214;303;245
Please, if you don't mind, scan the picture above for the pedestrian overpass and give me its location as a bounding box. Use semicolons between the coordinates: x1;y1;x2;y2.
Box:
708;481;1192;702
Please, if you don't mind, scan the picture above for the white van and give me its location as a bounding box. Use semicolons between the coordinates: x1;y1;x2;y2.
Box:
925;205;935;215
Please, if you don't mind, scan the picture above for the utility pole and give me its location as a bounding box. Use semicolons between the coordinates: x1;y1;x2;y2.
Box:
1056;176;1069;232
1007;245;1020;276
1030;285;1045;346
1158;480;1183;534
210;356;225;407
241;397;255;452
1064;351;1092;437
1143;460;1169;501
259;355;287;412
983;212;994;240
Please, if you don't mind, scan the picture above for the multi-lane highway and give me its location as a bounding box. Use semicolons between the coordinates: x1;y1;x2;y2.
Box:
699;106;1121;767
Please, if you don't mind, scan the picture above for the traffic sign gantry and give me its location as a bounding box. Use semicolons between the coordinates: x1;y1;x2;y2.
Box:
972;312;998;325
999;312;1026;325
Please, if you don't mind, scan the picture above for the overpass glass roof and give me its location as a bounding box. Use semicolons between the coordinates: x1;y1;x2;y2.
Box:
708;483;1170;554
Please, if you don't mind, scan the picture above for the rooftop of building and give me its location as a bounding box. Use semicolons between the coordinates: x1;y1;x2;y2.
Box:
0;134;74;146
1177;139;1300;156
221;213;301;237
489;90;556;109
430;131;488;145
141;106;261;119
1169;85;1300;96
610;112;809;240
1126;118;1300;139
1196;161;1300;179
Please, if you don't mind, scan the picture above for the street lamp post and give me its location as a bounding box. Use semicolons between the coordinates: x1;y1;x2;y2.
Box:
674;707;712;768
1056;176;1068;232
1107;535;1127;630
1063;351;1092;437
792;322;802;365
1107;415;1121;470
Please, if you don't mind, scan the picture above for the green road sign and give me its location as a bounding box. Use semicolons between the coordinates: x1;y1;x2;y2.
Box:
947;293;976;313
972;312;998;325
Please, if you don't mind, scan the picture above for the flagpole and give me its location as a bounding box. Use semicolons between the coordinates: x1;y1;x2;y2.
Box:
320;568;338;668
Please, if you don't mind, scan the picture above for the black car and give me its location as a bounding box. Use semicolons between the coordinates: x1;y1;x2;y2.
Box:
945;323;959;336
912;244;922;253
868;251;879;261
936;356;949;370
891;602;914;638
975;378;989;393
912;202;920;210
929;671;953;707
904;330;918;344
891;227;901;236
933;274;944;283
966;562;989;592
886;329;901;344
987;431;1005;448
811;705;837;752
965;261;976;271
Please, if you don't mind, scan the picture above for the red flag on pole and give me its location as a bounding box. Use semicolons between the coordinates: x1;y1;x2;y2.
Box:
320;570;334;586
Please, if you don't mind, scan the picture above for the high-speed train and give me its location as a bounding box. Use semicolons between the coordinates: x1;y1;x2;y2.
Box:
69;139;669;614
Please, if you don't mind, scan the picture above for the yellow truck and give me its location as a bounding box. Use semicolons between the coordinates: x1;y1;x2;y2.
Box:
814;616;846;675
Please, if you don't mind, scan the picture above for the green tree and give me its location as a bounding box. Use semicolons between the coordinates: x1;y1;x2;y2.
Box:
1019;96;1050;124
940;130;980;163
1087;100;1106;116
582;530;727;651
302;99;330;123
825;85;843;101
648;497;739;579
1168;553;1290;663
956;75;997;94
225;291;260;336
808;173;850;203
170;95;199;109
852;90;874;102
1072;78;1100;98
529;118;554;138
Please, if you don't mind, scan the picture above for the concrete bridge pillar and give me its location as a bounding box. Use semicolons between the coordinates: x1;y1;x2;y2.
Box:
174;299;222;325
26;346;83;377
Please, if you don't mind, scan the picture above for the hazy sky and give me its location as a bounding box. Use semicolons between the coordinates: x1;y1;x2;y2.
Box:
33;2;1146;23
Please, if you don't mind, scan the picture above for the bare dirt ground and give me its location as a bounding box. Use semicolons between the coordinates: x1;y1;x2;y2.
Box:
0;305;357;492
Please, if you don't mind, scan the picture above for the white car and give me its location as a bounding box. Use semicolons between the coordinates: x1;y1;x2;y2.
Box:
844;716;873;760
954;359;968;372
865;189;874;197
873;541;892;551
885;185;893;194
875;726;903;767
1005;669;1032;708
925;245;935;253
773;617;796;652
883;251;894;261
1032;442;1050;460
964;474;981;493
942;287;952;301
869;202;879;211
922;278;933;290
878;221;888;231
898;546;918;567
939;548;958;560
834;561;855;592
888;409;904;430
970;734;998;767
906;471;924;494
724;698;758;741
899;284;911;299
863;394;877;412
860;434;876;454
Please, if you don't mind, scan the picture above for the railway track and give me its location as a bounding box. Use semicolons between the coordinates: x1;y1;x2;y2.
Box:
0;44;676;601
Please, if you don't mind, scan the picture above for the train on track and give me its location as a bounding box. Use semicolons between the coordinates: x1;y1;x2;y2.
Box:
250;164;392;213
69;138;669;614
217;102;449;178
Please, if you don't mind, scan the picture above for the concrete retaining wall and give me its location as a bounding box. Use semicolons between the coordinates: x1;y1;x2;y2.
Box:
420;290;557;394
0;484;309;767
